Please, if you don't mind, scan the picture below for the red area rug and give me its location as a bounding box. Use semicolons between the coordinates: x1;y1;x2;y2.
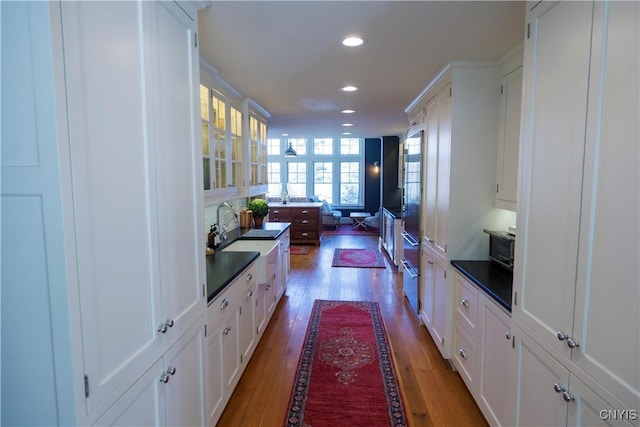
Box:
331;248;386;268
290;245;311;255
284;300;407;427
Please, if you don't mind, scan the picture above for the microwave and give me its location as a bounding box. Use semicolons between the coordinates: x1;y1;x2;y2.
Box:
484;229;515;270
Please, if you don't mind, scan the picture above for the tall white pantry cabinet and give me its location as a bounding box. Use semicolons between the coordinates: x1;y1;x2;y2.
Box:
513;1;639;425
1;1;206;426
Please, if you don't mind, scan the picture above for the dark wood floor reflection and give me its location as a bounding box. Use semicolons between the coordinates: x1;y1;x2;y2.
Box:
217;232;488;427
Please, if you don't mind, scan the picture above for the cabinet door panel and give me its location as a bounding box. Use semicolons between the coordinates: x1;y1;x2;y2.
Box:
514;329;569;427
60;1;162;416
572;1;640;410
239;287;256;361
567;376;635;427
514;0;593;355
206;328;225;426
419;246;434;328
164;322;205;427
149;1;203;339
423;97;438;244
434;85;451;257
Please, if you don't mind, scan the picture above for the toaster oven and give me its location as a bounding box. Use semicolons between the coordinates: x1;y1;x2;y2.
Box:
484;229;515;270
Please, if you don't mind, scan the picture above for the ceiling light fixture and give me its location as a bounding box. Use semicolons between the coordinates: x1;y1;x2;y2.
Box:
342;132;352;135
341;85;358;92
341;109;355;114
284;142;297;157
341;123;354;127
342;36;364;47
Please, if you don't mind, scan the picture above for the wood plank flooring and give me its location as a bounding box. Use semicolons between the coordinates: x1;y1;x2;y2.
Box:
217;232;488;427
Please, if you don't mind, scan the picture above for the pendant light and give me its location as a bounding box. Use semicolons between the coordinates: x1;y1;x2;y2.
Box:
284;142;297;157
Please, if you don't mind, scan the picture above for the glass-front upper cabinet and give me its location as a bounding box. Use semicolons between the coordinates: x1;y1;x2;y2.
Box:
246;99;270;196
200;83;243;202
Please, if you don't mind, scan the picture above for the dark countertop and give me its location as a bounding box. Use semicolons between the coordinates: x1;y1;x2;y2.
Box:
451;260;513;312
206;251;259;304
206;222;291;304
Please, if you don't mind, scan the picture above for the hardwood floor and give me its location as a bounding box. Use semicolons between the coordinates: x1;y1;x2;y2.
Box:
217;232;488;427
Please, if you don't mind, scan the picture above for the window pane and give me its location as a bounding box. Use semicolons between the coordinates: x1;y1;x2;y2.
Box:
340;162;359;205
199;85;209;122
267;163;281;197
340;138;360;155
313;138;333;155
313;162;333;203
289;138;307;156
268;138;280;156
287;162;306;197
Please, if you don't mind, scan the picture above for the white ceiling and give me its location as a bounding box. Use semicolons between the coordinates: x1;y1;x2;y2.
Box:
197;1;526;140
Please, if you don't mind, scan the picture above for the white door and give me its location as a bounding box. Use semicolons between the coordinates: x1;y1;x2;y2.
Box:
60;1;163;416
147;0;204;343
571;1;640;411
206;324;226;426
434;84;451;258
514;328;569;427
163;321;205;427
423;96;438;246
514;0;593;356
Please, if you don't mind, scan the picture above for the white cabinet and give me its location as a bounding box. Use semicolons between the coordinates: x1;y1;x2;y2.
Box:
478;293;515;427
206;262;258;426
408;61;506;360
419;244;448;356
514;0;639;419
495;49;523;211
382;209;403;268
246;102;270;196
279;228;291;289
1;2;205;425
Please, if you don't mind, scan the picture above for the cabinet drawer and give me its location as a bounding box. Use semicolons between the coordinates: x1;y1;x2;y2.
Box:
453;323;477;393
454;272;479;341
293;217;318;227
292;208;318;218
292;230;318;240
207;265;255;331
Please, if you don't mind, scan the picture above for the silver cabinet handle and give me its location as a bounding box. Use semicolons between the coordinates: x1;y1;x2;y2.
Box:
160;373;170;383
400;259;418;279
563;391;575;402
302;220;309;224
220;298;230;310
247;273;253;281
301;210;308;214
554;383;565;393
247;290;253;298
506;331;511;340
158;319;174;333
460;299;470;308
557;331;569;341
401;232;419;247
166;366;176;376
302;233;308;237
223;327;231;335
458;348;467;360
567;338;580;349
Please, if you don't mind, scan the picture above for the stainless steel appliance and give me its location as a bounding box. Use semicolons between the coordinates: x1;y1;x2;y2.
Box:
401;130;423;315
483;229;515;270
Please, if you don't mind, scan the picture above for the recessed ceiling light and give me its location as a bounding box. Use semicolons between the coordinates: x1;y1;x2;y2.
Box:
281;133;289;136
341;85;358;92
341;123;354;127
342;36;364;47
342;132;352;135
341;109;355;114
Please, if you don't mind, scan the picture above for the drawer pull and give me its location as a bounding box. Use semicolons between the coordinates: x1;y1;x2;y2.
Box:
302;220;309;224
223;327;231;335
460;299;470;308
302;233;308;237
247;273;253;281
273;210;280;214
220;298;230;310
301;210;309;214
247;290;253;298
458;348;467;360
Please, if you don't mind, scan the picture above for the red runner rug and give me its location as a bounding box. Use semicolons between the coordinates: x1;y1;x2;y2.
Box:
285;300;407;427
332;248;386;268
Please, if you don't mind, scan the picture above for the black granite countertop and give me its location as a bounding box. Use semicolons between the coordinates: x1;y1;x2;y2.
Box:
220;222;291;243
451;260;513;312
206;251;259;304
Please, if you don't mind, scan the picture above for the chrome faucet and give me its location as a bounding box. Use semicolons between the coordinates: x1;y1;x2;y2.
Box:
217;202;239;241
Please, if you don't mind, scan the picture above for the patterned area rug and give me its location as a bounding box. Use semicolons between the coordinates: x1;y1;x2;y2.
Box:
284;300;407;427
331;248;386;268
290;245;311;255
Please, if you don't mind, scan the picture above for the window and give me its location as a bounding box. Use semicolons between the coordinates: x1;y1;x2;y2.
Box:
267;137;364;207
267;163;281;197
313;162;333;203
340;162;359;205
287;162;307;198
313;138;333;155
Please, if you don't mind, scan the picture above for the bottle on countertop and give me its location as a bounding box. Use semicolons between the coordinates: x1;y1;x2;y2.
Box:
207;225;216;249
